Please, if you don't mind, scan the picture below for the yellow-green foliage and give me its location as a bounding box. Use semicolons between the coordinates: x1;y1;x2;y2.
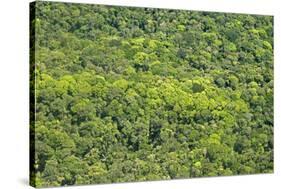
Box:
31;1;273;187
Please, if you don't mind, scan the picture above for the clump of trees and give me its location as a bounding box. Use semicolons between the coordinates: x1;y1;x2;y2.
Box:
30;1;273;187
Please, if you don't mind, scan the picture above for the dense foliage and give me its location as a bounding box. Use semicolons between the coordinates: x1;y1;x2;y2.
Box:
30;1;273;187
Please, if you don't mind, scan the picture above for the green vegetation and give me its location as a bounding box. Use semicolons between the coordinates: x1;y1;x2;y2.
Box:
30;1;273;187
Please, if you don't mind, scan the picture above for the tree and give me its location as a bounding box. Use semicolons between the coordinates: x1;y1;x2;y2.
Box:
31;1;273;187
